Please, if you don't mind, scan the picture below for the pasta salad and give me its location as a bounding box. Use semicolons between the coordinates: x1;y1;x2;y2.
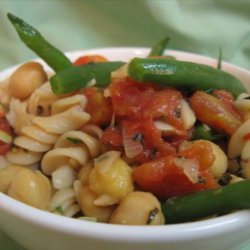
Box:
0;13;250;225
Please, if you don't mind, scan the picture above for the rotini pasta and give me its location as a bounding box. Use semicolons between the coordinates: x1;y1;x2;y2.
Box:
42;125;102;175
6;98;35;134
51;165;76;190
27;82;60;116
50;186;80;217
233;93;250;121
6;94;90;166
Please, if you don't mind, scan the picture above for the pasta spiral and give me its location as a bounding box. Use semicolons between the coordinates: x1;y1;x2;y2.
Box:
41;124;103;175
6;95;90;166
50;186;80;217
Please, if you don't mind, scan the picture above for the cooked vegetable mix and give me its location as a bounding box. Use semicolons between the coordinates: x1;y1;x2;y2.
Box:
1;13;250;225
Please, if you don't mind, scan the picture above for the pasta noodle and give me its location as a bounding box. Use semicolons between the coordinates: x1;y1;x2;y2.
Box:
27;82;60;116
6;94;90;166
42;125;102;175
51;165;75;189
6;98;34;134
50;186;80;217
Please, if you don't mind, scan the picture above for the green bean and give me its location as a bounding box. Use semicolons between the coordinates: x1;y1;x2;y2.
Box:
148;36;170;57
192;123;225;141
7;13;72;72
162;180;250;224
50;62;125;95
128;57;246;98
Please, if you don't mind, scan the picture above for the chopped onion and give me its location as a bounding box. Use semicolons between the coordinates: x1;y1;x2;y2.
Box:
86;78;96;87
153;120;175;133
180;99;196;129
174;157;199;184
122;127;143;158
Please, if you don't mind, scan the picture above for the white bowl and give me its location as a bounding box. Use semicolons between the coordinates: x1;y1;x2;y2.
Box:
0;48;250;250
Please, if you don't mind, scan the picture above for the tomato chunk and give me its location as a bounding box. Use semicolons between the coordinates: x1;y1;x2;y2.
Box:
105;77;193;163
74;55;107;65
133;140;217;198
190;91;242;135
101;126;123;148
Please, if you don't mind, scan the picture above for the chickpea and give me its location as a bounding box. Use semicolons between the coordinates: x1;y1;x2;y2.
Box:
209;143;228;179
109;191;165;225
79;185;114;223
242;160;250;179
7;168;51;210
77;162;93;185
0;165;23;192
89;154;134;203
8;62;47;100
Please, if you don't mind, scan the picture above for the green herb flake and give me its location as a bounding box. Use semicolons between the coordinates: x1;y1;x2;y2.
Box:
146;207;159;224
133;133;144;143
66;137;83;145
54;206;64;214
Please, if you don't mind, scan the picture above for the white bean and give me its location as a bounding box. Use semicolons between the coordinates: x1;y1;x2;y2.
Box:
89;152;134;203
7;168;51;210
8;62;47;100
109;191;165;225
209;142;228;179
0;165;23;192
79;185;115;223
242;160;250;179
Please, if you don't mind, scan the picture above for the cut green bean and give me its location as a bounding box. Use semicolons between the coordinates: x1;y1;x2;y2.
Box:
148;36;170;57
7;13;72;72
128;57;246;98
50;62;125;95
162;180;250;224
192;123;225;141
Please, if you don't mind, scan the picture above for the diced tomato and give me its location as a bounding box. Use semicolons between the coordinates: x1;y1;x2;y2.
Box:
213;89;242;117
0;104;6;118
139;117;176;159
133;140;218;199
82;87;113;127
144;88;188;140
101;126;123;148
103;77;194;163
213;89;234;104
74;55;108;66
109;77;155;118
190;91;242;135
178;140;215;170
243;133;250;140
